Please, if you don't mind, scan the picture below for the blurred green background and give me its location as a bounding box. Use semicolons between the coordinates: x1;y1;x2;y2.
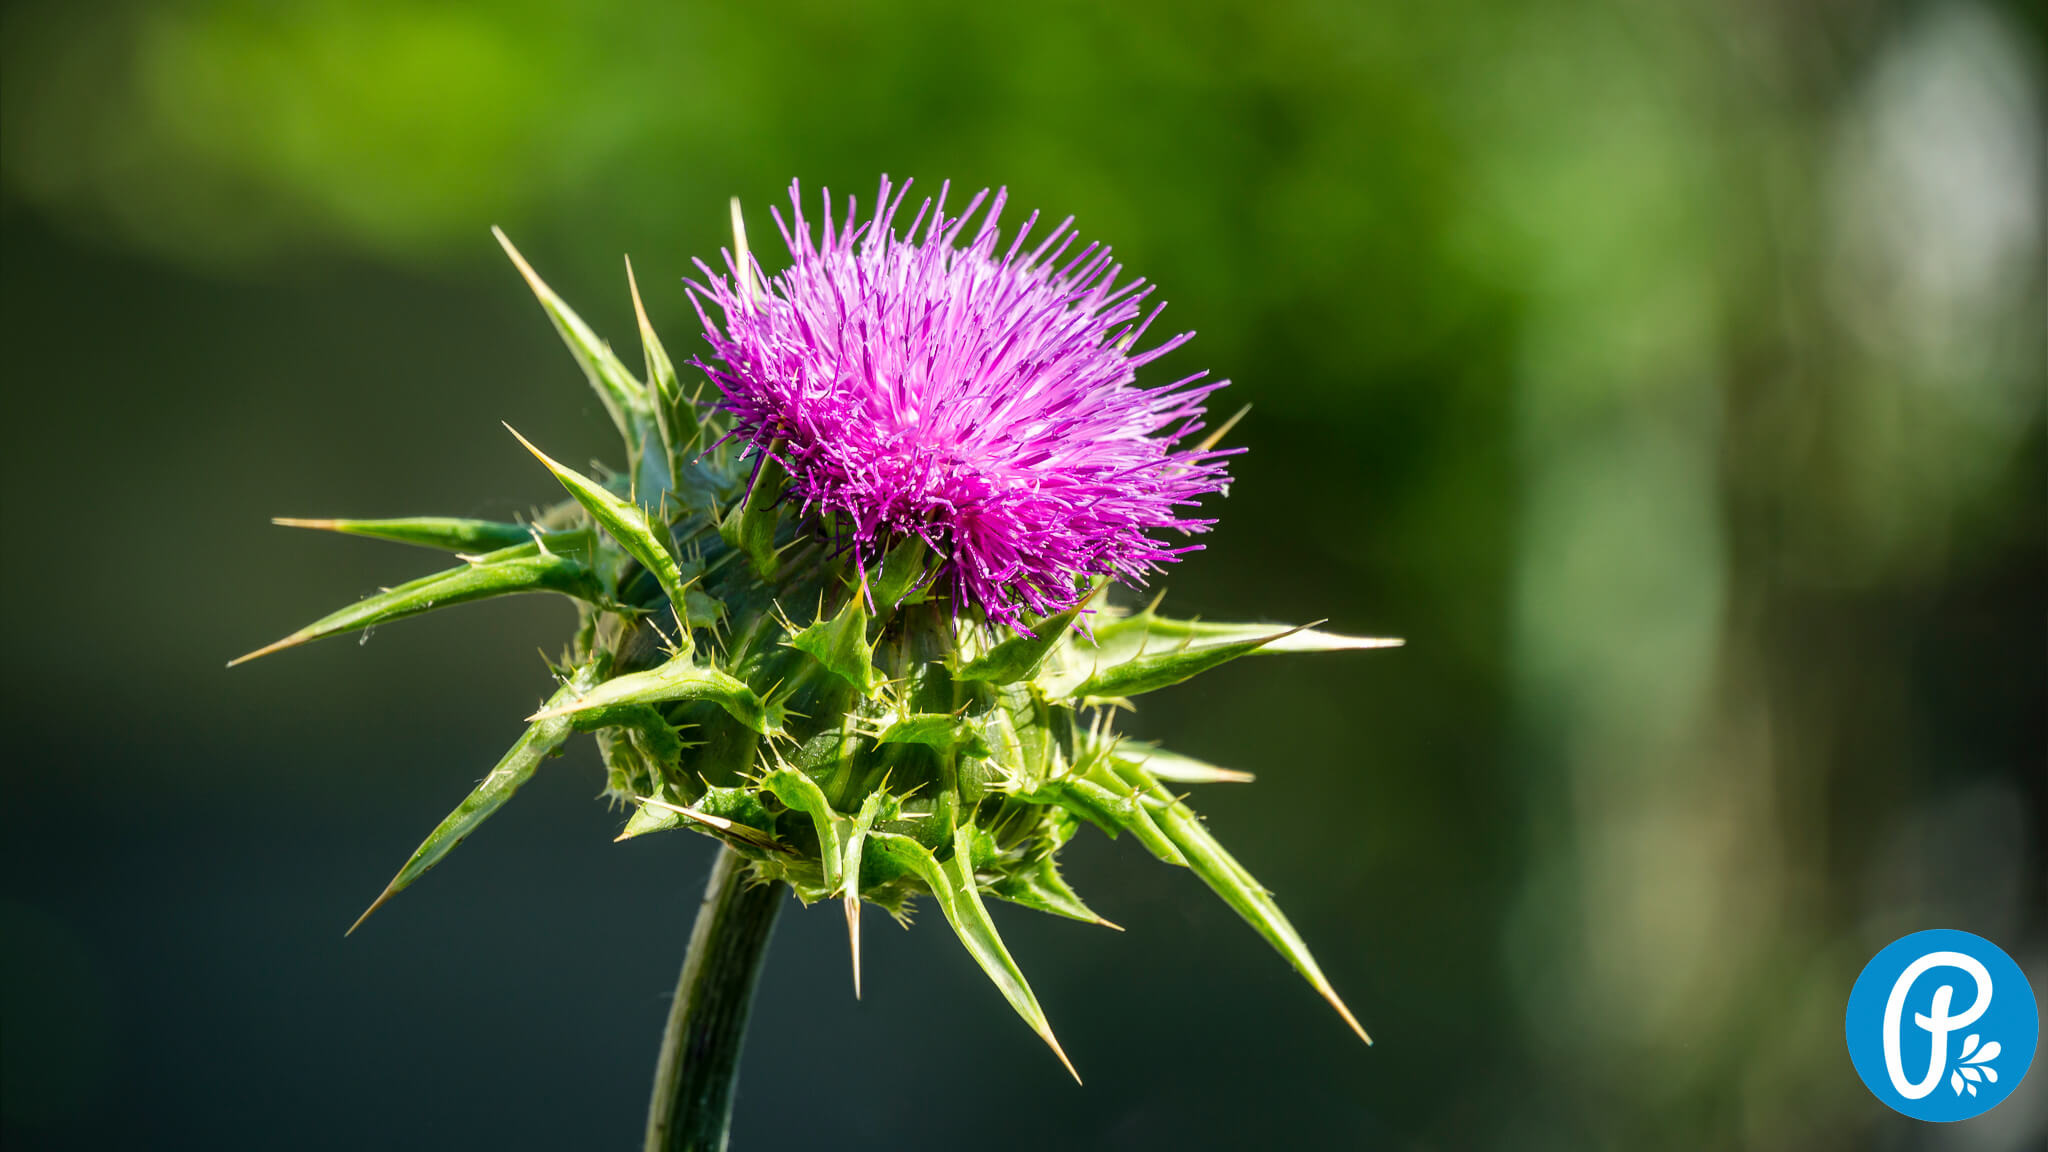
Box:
2;0;2042;1148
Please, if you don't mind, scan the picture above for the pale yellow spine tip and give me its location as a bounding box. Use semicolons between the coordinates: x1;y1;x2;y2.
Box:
345;882;399;937
226;633;307;668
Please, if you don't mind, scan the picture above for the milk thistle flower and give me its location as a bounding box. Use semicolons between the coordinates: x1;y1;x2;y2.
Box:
233;179;1399;1151
692;179;1231;630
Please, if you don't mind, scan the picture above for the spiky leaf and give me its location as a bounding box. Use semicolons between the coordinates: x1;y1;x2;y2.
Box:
627;792;792;855
1115;762;1370;1044
271;516;537;553
763;767;845;894
493;229;658;470
1088;612;1402;660
570;703;686;767
1038;776;1188;867
1066;626;1307;699
840;789;894;997
988;853;1116;928
870;535;935;608
347;662;603;933
786;596;876;695
877;713;991;760
868;827;1078;1080
229;535;601;666
621;256;681;503
507;427;693;629
720;454;788;580
532;651;783;736
955;601;1087;685
1112;742;1254;784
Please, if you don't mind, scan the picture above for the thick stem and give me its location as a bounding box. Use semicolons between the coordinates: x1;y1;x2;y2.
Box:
644;846;784;1152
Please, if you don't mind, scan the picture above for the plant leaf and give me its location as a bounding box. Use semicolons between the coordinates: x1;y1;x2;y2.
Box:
868;828;1079;1081
568;703;685;766
347;662;603;933
492;228;656;462
1112;742;1255;784
787;596;876;695
839;789;893;997
988;853;1119;929
956;601;1088;685
876;713;991;760
228;535;600;666
1068;626;1310;700
1115;762;1370;1044
506;427;693;631
621;255;681;504
628;791;792;855
1091;612;1403;657
870;535;935;608
762;767;845;893
720;452;787;579
270;516;538;553
1030;777;1187;867
529;651;782;736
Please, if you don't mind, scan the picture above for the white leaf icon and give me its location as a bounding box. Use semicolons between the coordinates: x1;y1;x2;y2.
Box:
1968;1041;2002;1064
1953;1070;1966;1095
1967;1082;1978;1096
1961;1033;1981;1059
1983;1067;1998;1083
1961;1066;1982;1082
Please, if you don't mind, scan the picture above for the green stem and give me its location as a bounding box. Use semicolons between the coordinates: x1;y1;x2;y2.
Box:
644;845;784;1152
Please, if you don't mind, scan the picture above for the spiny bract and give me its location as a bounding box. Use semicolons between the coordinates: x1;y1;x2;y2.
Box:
232;189;1400;1077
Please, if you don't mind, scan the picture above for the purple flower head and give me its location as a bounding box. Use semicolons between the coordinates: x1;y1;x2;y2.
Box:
689;177;1235;630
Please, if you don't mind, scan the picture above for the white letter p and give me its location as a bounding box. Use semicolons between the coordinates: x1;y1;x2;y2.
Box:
1884;951;1993;1100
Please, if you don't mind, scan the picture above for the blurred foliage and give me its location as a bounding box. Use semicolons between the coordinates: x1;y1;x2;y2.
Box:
1;0;2042;1149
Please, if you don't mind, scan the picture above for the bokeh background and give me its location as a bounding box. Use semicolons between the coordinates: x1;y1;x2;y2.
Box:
3;1;2042;1148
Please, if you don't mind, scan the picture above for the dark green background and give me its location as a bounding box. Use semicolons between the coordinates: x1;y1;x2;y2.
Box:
3;1;2042;1148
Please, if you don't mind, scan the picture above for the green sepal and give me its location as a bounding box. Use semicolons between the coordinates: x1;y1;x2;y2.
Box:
720;453;787;579
346;661;604;933
868;826;1080;1080
1066;626;1308;700
842;789;893;896
988;852;1115;928
531;650;784;737
493;229;665;495
507;427;693;635
618;788;790;858
569;703;686;767
1088;612;1402;659
786;596;876;696
955;601;1086;685
870;535;935;607
229;534;601;666
1114;762;1371;1044
1111;742;1254;784
876;712;992;760
1047;776;1188;867
839;788;896;997
763;767;845;895
623;257;682;503
270;516;537;554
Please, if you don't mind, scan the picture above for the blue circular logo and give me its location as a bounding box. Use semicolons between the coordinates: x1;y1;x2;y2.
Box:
1846;930;2038;1121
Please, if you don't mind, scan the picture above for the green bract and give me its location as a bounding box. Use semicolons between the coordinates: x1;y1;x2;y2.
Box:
233;228;1400;1078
